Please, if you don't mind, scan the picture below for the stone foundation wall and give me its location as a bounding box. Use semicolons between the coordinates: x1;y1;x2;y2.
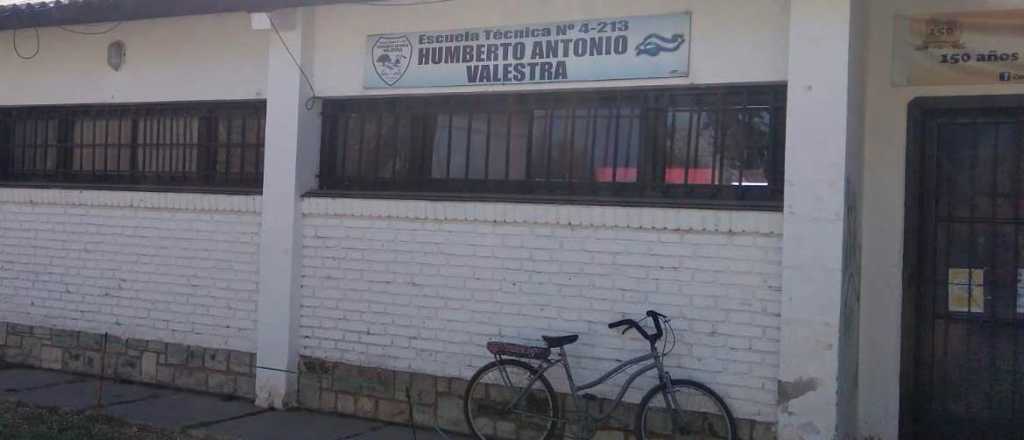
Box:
0;322;255;399
297;356;776;440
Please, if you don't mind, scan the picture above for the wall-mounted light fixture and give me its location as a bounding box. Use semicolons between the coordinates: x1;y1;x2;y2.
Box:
107;40;125;71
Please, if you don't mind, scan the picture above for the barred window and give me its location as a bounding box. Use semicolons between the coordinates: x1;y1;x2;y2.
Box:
318;86;785;208
0;102;265;190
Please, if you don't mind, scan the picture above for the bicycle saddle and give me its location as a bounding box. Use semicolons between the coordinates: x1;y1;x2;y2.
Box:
542;334;579;348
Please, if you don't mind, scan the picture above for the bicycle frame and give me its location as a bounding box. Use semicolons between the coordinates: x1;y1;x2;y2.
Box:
499;346;673;425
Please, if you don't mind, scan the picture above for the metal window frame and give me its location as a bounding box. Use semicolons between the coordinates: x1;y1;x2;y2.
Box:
0;100;266;193
314;85;786;210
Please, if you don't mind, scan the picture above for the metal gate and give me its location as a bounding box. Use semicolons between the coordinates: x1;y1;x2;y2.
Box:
905;102;1024;439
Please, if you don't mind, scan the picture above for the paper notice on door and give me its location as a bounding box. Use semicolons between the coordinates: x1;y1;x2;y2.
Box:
1017;269;1024;314
949;268;984;313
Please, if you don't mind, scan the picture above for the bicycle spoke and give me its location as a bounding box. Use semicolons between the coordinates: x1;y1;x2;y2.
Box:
640;382;735;440
466;362;557;440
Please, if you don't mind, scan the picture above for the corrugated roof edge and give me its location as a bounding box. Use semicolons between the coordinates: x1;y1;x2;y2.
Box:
0;0;358;30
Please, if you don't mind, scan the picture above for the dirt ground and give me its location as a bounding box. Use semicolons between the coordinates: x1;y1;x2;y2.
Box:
0;400;206;440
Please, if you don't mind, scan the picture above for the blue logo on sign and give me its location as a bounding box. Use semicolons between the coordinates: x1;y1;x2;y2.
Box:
635;33;686;57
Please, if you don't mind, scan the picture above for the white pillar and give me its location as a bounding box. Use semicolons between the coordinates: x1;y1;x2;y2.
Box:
779;0;863;438
255;7;320;409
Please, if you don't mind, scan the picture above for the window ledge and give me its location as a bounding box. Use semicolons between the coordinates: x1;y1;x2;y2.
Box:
0;181;261;196
0;184;262;213
302;192;783;235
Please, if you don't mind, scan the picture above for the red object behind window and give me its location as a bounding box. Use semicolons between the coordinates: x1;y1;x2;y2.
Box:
595;167;638;183
665;167;713;184
595;167;715;184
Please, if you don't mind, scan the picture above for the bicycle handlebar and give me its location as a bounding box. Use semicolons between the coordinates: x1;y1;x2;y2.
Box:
608;310;666;347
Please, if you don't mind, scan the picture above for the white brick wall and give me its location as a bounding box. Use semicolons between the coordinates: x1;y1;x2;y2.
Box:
299;198;783;422
0;189;262;352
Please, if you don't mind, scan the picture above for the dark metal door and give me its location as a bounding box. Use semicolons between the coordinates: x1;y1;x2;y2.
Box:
911;106;1024;439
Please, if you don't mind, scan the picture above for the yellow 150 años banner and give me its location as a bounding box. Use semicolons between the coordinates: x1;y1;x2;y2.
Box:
893;10;1024;86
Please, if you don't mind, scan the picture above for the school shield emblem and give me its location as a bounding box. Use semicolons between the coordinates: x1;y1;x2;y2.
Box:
371;35;413;87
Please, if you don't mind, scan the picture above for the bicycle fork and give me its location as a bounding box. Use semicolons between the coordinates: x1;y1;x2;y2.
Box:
655;363;690;436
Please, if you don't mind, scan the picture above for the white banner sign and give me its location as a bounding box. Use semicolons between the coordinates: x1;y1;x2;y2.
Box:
364;13;691;89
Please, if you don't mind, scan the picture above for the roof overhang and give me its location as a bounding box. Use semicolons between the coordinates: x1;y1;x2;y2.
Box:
0;0;359;31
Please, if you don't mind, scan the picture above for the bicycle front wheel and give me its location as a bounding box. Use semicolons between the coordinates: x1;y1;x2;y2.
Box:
635;379;737;440
463;359;559;440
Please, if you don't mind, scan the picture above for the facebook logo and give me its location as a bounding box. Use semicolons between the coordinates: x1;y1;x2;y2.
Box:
1000;72;1013;82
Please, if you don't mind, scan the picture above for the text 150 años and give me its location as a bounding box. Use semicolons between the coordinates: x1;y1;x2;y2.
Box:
940;51;1021;65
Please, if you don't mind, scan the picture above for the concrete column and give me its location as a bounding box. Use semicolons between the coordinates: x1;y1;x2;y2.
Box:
779;0;863;439
255;7;320;409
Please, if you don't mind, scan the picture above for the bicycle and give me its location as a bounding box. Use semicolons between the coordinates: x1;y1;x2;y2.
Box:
462;310;737;440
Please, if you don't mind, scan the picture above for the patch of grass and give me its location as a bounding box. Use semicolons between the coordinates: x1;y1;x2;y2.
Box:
0;400;204;440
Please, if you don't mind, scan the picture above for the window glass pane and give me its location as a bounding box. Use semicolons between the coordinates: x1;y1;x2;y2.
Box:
107;117;132;173
245;114;265;177
74;116;132;173
722;109;777;187
591;108;614;182
743;109;772;186
432;113;472;179
592;107;640;183
394;113;414;181
486;113;509;180
216;117;236;172
664;111;692;185
170;116;197;175
134;117;154;172
508;112;529;181
468;113;489;180
720;109;744;186
529;108;575;182
360;113;381;179
485;112;529;181
343;113;364;178
571;108;592;181
689;111;717;185
549;109;571;182
214;112;263;178
11;118;59;173
139;115;199;175
374;113;397;179
431;113;446;179
614;107;640;183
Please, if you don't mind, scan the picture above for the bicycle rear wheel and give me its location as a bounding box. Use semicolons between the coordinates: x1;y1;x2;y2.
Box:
463;359;559;440
635;379;737;440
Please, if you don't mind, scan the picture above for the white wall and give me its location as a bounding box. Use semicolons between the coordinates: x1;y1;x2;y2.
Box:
299;198;783;422
858;0;1024;438
0;13;268;105
0;189;262;352
310;0;790;97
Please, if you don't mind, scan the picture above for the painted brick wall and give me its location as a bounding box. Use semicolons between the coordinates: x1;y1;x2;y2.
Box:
0;189;262;353
299;198;783;422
